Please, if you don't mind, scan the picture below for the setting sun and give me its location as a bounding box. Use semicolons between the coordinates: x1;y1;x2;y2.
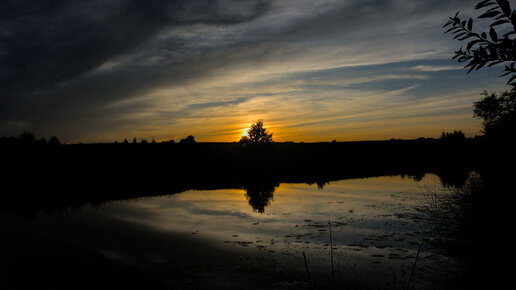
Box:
240;127;250;138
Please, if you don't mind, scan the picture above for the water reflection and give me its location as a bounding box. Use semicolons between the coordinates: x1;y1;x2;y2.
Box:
2;174;470;289
245;182;278;213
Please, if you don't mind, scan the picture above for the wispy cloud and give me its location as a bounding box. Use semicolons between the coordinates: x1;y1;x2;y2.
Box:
411;65;462;72
0;0;506;142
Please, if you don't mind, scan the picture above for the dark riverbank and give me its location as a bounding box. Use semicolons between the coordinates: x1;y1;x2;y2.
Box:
1;138;484;216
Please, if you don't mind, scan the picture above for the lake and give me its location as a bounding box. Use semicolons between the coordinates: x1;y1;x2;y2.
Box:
1;174;468;289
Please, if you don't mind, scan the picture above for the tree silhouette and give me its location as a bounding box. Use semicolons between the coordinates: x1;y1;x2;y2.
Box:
18;131;35;144
241;121;273;144
179;135;196;144
48;136;61;146
474;90;516;140
440;130;466;140
444;0;516;86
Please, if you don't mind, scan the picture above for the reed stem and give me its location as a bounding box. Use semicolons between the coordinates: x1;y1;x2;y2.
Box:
329;220;334;285
303;252;313;290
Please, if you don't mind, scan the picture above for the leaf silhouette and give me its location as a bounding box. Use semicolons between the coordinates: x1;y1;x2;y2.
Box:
489;27;498;41
479;11;501;18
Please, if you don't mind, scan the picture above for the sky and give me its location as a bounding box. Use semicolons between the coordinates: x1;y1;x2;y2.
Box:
0;0;512;143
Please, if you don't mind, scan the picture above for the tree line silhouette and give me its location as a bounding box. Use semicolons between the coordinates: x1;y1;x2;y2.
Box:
0;131;61;146
0;127;487;217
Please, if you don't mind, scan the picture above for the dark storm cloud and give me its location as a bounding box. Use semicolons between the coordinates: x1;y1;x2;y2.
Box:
0;0;270;91
0;0;271;132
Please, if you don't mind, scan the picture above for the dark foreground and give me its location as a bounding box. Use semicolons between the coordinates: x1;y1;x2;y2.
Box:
2;210;308;290
1;139;513;289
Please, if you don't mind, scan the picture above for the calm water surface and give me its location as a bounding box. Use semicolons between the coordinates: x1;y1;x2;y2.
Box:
95;174;457;285
2;174;464;289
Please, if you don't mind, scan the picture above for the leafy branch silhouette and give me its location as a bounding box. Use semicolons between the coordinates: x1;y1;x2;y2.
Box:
444;0;516;86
